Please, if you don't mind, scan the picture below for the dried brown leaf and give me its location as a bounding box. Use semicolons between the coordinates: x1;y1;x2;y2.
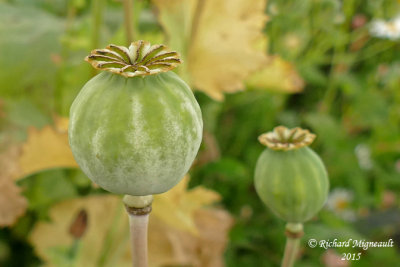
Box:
0;145;27;227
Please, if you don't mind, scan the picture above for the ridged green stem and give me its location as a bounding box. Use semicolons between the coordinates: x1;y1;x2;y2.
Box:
123;0;134;44
91;0;104;50
91;0;104;77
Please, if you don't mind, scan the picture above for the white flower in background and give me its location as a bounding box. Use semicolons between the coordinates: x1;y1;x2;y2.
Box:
326;188;356;221
369;15;400;40
355;144;373;170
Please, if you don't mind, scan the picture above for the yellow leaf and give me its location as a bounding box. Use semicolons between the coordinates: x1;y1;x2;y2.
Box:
152;176;221;235
153;0;269;100
0;145;27;227
29;178;232;267
0;117;80;226
246;56;305;93
18;123;78;179
149;208;233;267
53;115;69;133
29;195;130;267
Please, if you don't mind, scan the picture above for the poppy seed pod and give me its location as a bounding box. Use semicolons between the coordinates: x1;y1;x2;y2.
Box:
68;41;203;196
254;126;329;223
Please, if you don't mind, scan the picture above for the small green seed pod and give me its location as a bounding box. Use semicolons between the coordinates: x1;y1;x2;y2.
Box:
254;126;329;223
69;41;203;196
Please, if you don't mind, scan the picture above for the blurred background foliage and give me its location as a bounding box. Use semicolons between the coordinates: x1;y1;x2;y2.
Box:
0;0;400;266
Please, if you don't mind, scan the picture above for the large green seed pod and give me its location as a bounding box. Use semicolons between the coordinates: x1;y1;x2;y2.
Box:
254;126;329;223
69;41;203;196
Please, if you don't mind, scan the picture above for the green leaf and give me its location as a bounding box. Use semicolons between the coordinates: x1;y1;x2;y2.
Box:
19;169;77;212
0;3;62;96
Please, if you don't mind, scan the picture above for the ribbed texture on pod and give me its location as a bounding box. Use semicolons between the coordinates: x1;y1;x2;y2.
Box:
254;147;329;223
68;71;203;196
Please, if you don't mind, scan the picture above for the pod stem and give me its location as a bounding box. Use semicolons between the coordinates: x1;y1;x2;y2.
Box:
123;195;153;267
91;0;104;51
90;0;104;77
281;223;304;267
123;0;134;44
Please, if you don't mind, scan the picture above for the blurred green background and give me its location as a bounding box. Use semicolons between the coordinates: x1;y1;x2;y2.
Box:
0;0;400;266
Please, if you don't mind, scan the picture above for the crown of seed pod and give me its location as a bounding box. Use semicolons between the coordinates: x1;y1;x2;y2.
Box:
69;40;203;196
254;126;329;223
85;40;181;77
